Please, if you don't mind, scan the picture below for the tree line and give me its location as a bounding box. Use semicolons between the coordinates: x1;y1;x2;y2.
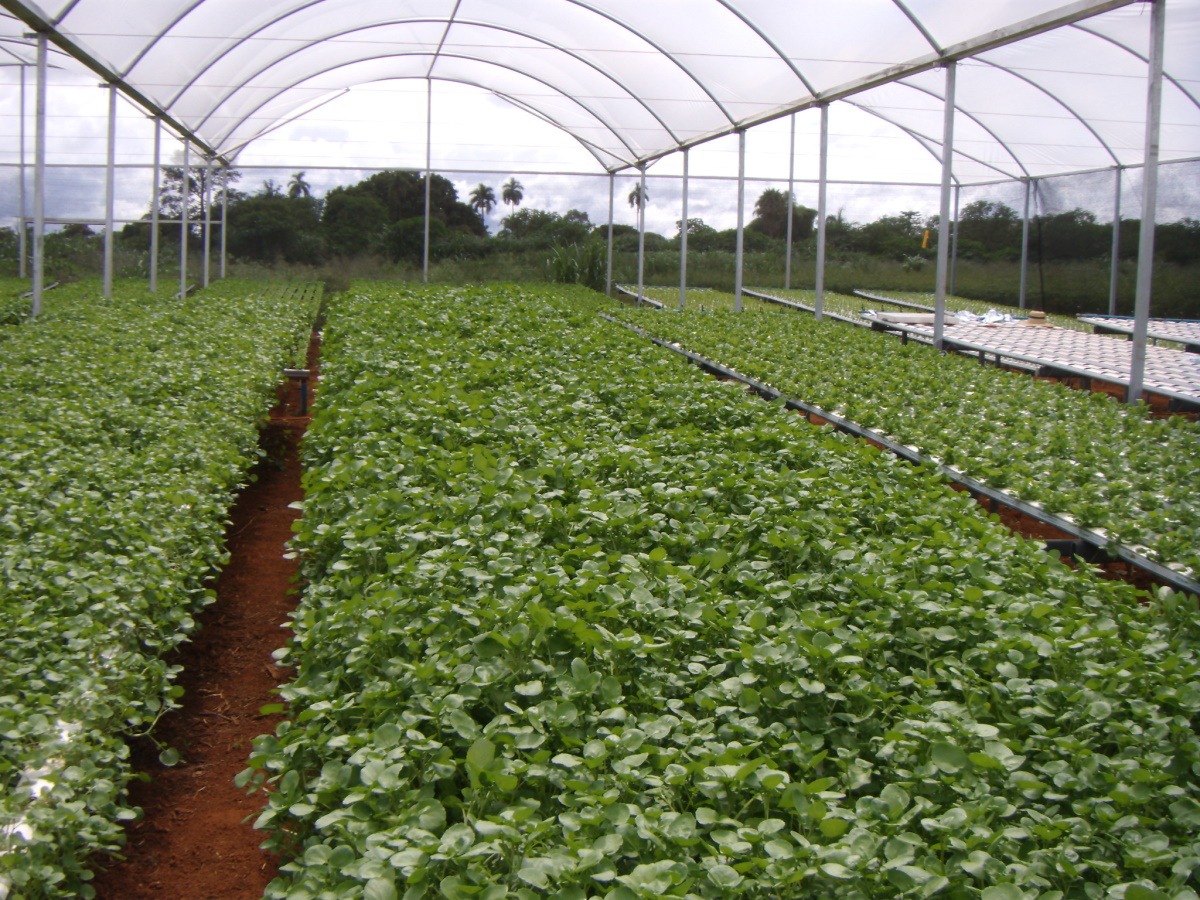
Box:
5;170;1199;272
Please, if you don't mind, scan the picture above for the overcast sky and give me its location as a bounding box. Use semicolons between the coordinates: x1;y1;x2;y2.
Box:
2;66;1195;237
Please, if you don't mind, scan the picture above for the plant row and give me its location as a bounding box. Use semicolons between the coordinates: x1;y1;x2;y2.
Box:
244;282;1199;899
0;279;320;897
609;304;1200;581
748;288;891;321
0;278;31;327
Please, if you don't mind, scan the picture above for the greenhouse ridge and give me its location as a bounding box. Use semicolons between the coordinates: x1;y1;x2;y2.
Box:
1;0;1196;178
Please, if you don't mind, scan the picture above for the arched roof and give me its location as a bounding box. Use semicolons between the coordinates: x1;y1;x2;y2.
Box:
1;0;1197;182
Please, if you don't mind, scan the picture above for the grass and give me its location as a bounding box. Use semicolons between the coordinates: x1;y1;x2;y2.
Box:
6;243;1198;321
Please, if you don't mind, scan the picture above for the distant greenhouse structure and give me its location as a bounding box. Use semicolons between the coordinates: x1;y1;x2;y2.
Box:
2;0;1200;400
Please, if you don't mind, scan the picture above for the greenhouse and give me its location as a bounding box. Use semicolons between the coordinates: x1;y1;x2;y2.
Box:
2;1;1200;897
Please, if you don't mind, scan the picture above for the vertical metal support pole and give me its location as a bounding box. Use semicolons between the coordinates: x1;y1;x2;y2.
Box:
606;173;615;296
1108;167;1122;316
636;166;646;305
815;104;829;320
31;34;47;317
1019;178;1032;310
18;65;27;279
734;129;745;313
202;158;212;288
423;78;432;284
933;61;957;351
949;183;961;295
150;117;161;292
1128;0;1165;405
785;114;795;290
180;140;189;299
220;166;228;281
103;84;117;299
680;149;689;310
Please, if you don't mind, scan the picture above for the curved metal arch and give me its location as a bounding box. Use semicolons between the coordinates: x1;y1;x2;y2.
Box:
711;0;819;96
973;58;1121;167
0;34;71;65
530;0;738;126
174;18;683;147
891;0;944;54
893;76;1032;177
843;98;1020;182
158;0;733;130
226;75;619;169
118;0;206;78
484;87;621;169
425;0;459;79
221;86;348;159
208;52;642;163
50;0;84;26
1071;21;1200;113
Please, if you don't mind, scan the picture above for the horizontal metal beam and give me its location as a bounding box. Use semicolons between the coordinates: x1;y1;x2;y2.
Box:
0;0;226;163
617;0;1140;172
600;311;1199;598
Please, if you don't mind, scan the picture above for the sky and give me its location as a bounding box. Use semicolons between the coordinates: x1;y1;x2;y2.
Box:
1;64;1195;239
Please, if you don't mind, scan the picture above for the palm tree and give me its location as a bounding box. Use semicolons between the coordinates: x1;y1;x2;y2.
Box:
470;183;497;221
501;177;524;209
628;182;648;210
287;171;312;199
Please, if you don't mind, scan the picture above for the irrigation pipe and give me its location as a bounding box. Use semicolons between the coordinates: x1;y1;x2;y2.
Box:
600;312;1199;598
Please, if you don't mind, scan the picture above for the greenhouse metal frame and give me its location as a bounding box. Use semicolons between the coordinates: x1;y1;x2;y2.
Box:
2;0;1198;402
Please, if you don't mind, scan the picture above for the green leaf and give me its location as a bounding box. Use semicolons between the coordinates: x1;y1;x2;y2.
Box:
931;742;969;774
364;878;398;900
707;865;742;889
158;748;181;767
1123;887;1168;900
466;738;495;772
820;817;850;838
981;886;1024;900
619;861;675;893
820;862;854;879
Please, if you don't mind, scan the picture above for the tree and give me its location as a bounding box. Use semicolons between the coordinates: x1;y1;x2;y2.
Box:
749;188;817;243
154;165;241;235
287;171;312;199
320;170;486;255
322;193;389;258
226;192;323;264
956;199;1021;260
1035;208;1109;260
858;210;929;259
470;184;497;222
499;208;591;247
628;182;648;210
501;177;524;209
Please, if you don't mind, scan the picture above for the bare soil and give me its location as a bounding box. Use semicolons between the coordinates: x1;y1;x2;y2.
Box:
89;336;317;900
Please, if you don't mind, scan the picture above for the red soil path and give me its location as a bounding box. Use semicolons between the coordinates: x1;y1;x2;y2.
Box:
89;337;317;900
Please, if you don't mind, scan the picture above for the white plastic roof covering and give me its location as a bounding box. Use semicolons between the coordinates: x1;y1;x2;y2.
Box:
1;0;1198;182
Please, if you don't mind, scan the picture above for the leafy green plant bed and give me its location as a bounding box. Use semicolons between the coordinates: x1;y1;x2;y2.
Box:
243;282;1200;898
609;305;1200;582
0;279;320;897
0;277;32;327
627;287;775;314
748;288;891;321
